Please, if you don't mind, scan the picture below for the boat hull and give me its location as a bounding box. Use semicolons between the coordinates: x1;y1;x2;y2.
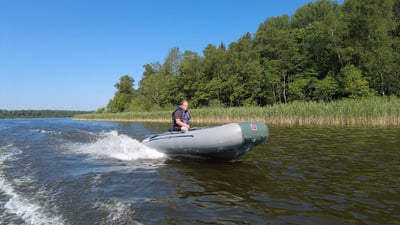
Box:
142;122;268;160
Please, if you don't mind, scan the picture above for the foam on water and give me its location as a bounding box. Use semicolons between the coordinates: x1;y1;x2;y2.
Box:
93;200;142;225
30;129;62;135
0;144;21;163
69;131;166;161
0;145;66;225
0;179;66;225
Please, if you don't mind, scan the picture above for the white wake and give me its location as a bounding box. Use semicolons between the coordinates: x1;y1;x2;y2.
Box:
0;145;66;225
69;131;166;161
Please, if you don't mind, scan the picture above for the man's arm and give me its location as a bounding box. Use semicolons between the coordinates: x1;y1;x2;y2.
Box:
175;118;190;129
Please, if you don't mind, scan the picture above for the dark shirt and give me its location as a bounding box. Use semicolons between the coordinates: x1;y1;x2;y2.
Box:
172;106;191;131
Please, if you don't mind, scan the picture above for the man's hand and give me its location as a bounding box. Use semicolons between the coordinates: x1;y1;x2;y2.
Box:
176;119;190;131
182;123;190;131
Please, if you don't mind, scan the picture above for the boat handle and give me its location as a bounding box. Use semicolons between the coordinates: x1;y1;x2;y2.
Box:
150;134;194;141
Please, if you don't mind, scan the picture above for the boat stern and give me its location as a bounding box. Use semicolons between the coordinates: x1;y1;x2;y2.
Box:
212;122;268;160
238;122;269;147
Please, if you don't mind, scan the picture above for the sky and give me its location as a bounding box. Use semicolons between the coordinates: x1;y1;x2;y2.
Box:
1;0;342;111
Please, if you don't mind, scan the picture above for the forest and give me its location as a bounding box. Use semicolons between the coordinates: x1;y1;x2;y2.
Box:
104;0;400;113
0;110;92;119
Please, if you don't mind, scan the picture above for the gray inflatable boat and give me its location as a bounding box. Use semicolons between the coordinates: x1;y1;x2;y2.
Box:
142;122;268;160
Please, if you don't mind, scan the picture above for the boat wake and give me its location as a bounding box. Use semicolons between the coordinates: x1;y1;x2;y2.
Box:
67;131;166;161
0;145;66;225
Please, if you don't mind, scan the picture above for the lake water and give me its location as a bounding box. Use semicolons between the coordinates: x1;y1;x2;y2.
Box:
0;118;399;225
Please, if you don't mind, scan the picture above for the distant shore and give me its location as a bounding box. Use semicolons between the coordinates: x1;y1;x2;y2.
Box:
0;109;93;119
74;97;400;126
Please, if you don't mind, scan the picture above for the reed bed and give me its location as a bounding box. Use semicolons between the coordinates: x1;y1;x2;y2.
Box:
74;96;400;126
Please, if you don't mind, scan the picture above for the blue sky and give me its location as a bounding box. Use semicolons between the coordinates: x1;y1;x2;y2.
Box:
1;0;341;110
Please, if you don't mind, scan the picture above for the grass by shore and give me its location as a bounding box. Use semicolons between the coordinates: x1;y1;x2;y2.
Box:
74;96;400;126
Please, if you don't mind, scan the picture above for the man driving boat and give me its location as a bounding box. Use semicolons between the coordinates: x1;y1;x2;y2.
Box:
172;99;191;131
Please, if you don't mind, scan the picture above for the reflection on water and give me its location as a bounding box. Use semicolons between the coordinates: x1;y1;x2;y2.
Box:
0;119;399;225
148;125;400;225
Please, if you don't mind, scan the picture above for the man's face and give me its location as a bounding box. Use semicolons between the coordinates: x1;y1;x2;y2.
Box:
182;102;189;111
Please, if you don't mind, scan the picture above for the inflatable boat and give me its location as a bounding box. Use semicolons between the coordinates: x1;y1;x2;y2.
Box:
142;122;268;160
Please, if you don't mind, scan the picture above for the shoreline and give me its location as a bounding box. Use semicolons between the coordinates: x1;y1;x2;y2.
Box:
73;117;400;127
73;97;400;127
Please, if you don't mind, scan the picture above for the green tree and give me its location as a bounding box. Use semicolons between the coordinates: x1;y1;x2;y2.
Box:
138;68;168;107
342;0;397;96
101;0;400;111
340;65;370;98
135;48;184;109
225;33;264;106
163;47;182;76
160;47;184;105
107;75;135;112
393;0;400;37
255;15;303;103
128;94;153;112
198;43;228;106
314;74;339;101
292;0;340;29
178;50;206;107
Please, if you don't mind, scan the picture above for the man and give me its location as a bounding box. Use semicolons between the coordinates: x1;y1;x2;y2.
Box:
172;99;191;131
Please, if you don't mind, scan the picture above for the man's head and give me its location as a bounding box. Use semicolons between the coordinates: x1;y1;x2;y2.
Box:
181;99;189;111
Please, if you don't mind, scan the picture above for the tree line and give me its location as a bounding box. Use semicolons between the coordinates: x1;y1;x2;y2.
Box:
105;0;400;113
0;110;92;119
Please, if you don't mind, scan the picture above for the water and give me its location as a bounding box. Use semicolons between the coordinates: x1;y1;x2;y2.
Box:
0;118;399;225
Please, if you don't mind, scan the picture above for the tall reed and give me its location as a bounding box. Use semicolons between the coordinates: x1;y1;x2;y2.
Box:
74;96;400;126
